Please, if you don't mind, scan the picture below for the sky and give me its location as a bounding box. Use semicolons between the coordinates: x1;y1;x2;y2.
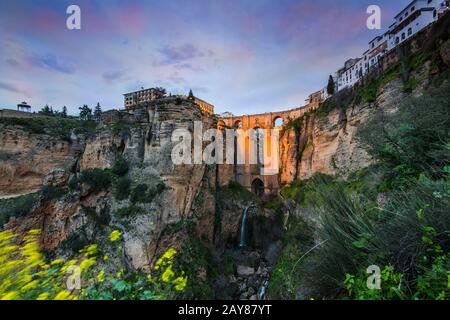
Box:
0;0;411;115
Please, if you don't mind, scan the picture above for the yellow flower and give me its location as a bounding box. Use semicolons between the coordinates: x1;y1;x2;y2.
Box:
172;276;188;291
154;248;177;270
161;265;175;283
37;292;49;300
80;244;98;257
1;291;20;300
109;230;122;242
80;257;96;272
28;229;41;236
21;280;39;292
50;259;64;265
54;290;73;300
97;270;105;283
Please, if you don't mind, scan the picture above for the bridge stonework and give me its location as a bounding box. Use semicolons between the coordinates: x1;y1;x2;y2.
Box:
217;103;319;196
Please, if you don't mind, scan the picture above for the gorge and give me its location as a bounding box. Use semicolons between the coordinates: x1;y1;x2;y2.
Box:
1;14;450;300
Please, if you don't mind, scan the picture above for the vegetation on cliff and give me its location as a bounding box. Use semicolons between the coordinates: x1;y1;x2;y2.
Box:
270;72;450;300
0;229;187;300
0;117;96;142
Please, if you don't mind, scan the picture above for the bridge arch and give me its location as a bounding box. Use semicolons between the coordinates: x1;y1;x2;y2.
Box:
251;178;265;197
273;116;283;127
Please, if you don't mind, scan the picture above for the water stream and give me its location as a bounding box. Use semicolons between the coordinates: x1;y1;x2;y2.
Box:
238;205;255;248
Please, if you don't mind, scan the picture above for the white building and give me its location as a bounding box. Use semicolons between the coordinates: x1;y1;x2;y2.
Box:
365;32;390;70
336;58;365;91
388;0;446;49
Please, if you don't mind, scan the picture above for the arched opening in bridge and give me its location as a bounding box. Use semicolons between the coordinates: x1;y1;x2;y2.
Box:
251;178;265;197
273;117;283;127
254;127;264;166
234;120;242;129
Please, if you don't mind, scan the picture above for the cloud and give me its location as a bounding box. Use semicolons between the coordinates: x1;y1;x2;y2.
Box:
155;43;213;66
0;81;25;94
31;53;76;74
103;70;126;82
5;58;19;66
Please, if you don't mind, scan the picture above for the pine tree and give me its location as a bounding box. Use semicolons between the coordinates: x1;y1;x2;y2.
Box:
188;89;195;101
62;106;68;118
79;105;92;121
93;103;102;123
39;105;53;116
327;75;335;95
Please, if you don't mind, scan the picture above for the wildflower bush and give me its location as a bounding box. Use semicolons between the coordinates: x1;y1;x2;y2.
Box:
0;229;187;300
0;229;89;300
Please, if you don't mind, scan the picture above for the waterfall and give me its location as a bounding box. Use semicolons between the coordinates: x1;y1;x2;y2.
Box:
257;280;269;300
238;206;254;248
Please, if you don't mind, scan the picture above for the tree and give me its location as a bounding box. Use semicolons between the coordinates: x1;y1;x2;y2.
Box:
327;75;335;95
39;105;54;116
188;89;195;101
62;106;68;118
93;103;102;123
79;104;92;121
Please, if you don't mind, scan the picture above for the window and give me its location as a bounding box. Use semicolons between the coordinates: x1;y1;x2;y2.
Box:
396;37;400;44
408;28;412;36
400;17;403;22
402;32;406;40
411;6;415;12
405;12;409;17
433;10;437;18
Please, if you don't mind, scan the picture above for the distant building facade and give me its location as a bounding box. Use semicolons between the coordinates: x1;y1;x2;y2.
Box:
194;97;215;116
330;0;449;94
336;58;364;91
123;87;166;110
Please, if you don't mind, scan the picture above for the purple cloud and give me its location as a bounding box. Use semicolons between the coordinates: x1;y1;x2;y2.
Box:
31;53;76;74
103;70;126;82
155;43;213;66
0;81;25;94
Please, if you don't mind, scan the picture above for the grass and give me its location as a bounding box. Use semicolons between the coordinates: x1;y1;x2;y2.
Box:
267;215;314;299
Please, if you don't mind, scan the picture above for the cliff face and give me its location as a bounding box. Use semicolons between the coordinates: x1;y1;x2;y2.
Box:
0;99;217;271
279;57;445;183
0;127;83;197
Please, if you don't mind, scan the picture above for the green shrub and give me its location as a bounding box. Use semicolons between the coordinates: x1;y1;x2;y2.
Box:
111;157;129;176
403;77;420;92
78;169;112;193
222;181;253;201
130;184;149;204
114;177;131;200
116;205;143;217
0;192;40;227
358;80;450;189
0;117;96;142
41;186;67;201
267;215;314;299
68;176;79;191
130;180;165;204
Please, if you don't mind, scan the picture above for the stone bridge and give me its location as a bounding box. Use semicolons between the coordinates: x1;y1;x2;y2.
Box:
216;103;319;196
218;104;316;130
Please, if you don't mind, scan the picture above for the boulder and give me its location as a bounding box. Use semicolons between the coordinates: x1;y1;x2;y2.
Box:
237;265;255;277
43;168;69;187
